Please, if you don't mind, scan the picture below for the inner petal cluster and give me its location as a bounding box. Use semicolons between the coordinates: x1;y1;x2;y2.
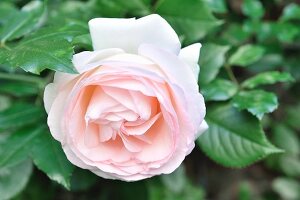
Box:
84;86;160;153
64;69;177;167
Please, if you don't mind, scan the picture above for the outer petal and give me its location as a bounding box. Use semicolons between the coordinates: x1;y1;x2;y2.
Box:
88;14;181;54
72;48;125;73
179;43;201;81
47;86;71;142
44;83;57;114
139;44;206;131
195;120;208;139
44;72;78;113
54;72;78;87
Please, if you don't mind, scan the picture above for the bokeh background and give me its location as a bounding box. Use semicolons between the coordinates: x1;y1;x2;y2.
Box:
0;0;300;199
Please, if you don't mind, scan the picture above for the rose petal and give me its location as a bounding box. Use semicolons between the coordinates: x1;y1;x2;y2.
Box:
72;49;124;73
54;72;78;87
115;110;139;121
139;44;206;133
98;125;114;142
129;90;154;120
195;120;208;138
44;83;57;113
179;43;201;81
44;72;78;113
136;117;173;162
100;77;155;97
123;113;161;136
88;14;180;54
85;87;119;120
63;145;94;169
147;149;186;175
84;123;100;148
119;134;143;152
139;44;197;91
47;83;74;142
101;86;137;113
78;135;131;162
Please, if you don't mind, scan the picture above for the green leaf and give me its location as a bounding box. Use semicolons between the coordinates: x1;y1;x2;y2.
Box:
0;125;45;168
7;39;75;74
279;156;300;177
0;124;74;189
91;0;151;17
72;34;93;51
285;57;300;81
197;103;282;167
0;103;44;131
156;0;220;42
229;45;265;67
199;43;229;84
0;95;10;111
0;1;45;43
0;159;33;200
248;54;283;73
241;0;264;20
49;1;93;23
161;166;186;193
285;104;300;131
273;125;300;155
272;178;300;200
238;182;252;200
280;3;300;21
242;20;261;35
148;166;205;200
0;48;8;65
5;24;86;74
0;2;18;24
255;22;278;42
201;79;238;101
232;90;278;119
221;24;251;46
242;71;294;89
0;82;39;97
31;128;75;189
21;24;89;43
84;0;123;18
110;0;151;16
207;0;227;13
71;168;97;191
275;22;300;43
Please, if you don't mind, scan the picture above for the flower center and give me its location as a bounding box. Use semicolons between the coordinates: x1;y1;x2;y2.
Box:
83;85;160;152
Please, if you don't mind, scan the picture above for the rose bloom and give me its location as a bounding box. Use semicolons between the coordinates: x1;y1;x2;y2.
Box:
44;14;207;181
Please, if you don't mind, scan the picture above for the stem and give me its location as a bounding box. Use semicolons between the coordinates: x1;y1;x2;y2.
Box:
225;64;239;86
0;72;46;86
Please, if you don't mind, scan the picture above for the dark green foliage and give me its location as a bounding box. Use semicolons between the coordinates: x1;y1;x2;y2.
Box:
0;0;299;199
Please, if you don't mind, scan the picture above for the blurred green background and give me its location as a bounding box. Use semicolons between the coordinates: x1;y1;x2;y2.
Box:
0;0;300;199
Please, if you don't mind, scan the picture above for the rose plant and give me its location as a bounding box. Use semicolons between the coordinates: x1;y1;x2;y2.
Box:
44;14;207;181
0;0;296;199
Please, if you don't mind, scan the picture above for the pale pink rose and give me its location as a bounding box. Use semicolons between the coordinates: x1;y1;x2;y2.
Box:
44;14;207;181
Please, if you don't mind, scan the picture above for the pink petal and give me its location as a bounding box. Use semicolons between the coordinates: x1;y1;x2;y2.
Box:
101;86;137;113
139;44;206;132
84;123;100;148
85;87;119;120
119;134;142;153
135;117;173;162
123;113;161;136
98;125;114;142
